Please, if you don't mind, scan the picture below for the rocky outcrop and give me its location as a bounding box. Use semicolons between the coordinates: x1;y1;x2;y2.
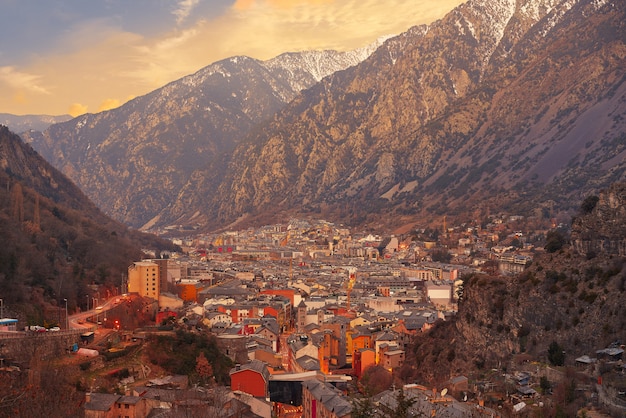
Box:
571;183;626;256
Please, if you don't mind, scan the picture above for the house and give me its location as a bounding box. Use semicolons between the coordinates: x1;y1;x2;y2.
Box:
84;393;120;418
205;311;232;329
374;331;400;364
255;318;281;352
596;347;624;361
295;355;321;373
353;348;376;379
250;346;282;368
380;347;405;371
84;393;150;418
349;327;373;358
230;360;270;398
288;336;319;372
302;380;352;418
157;292;184;311
447;375;469;394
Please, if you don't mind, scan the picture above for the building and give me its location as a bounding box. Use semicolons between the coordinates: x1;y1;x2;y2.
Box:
128;261;160;301
301;380;352;418
353;348;376;379
229;360;270;398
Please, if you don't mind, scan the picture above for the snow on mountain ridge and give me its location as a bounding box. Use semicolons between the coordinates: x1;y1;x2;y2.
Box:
262;36;391;91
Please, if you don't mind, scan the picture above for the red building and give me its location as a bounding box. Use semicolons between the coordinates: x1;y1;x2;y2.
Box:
155;310;178;325
229;360;270;397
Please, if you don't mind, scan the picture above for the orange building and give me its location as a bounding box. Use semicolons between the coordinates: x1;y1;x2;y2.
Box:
127;261;160;301
176;282;206;302
353;348;376;379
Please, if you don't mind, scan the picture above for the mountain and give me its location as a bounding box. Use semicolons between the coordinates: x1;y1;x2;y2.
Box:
402;185;626;415
24;0;626;233
0;125;176;318
204;0;626;231
23;42;387;229
0;113;72;133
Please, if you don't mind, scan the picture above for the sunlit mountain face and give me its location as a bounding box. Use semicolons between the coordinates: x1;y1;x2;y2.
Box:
23;0;626;233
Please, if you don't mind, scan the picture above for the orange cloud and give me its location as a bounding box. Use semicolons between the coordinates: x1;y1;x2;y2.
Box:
98;98;121;112
0;0;464;116
69;103;88;117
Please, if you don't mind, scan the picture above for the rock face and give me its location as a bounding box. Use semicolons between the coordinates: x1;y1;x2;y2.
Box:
571;183;626;256
208;0;626;231
409;216;626;384
23;45;385;229
25;0;626;231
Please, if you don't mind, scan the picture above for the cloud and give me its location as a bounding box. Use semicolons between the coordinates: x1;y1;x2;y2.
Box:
68;103;88;117
0;66;50;95
173;0;200;24
98;98;122;112
0;0;465;116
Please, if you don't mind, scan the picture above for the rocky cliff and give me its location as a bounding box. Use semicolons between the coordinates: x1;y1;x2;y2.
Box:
571;183;626;256
206;0;626;232
405;186;626;387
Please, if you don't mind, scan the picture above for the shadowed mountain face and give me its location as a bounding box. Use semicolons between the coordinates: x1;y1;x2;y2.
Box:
0;125;176;307
25;0;626;232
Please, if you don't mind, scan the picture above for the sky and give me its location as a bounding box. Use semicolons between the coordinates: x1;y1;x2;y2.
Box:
0;0;464;117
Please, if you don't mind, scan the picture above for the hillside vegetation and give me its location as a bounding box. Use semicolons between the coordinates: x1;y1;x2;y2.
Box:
0;125;177;323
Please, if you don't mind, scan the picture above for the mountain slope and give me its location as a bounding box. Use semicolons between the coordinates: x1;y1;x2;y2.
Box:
23;0;626;232
0;113;72;133
201;0;625;231
23;44;386;229
0;125;176;315
401;185;626;410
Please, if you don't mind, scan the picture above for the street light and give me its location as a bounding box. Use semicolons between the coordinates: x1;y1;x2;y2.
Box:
0;298;3;319
64;298;68;330
86;294;89;311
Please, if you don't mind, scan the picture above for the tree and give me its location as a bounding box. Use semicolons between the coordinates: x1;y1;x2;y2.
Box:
540;376;551;394
580;195;599;214
545;230;566;253
431;248;451;263
360;365;393;395
548;341;565;366
351;395;376;418
380;387;418;418
195;351;214;387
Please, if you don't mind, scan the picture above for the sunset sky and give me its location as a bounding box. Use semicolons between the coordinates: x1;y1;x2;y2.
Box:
0;0;464;117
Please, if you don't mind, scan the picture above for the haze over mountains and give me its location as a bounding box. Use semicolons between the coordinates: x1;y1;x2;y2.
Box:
1;113;72;133
22;0;626;233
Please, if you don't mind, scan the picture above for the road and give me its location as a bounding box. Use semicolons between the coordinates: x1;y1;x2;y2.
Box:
68;295;123;329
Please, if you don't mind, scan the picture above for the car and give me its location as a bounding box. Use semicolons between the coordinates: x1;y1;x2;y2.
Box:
95;305;103;311
48;326;60;332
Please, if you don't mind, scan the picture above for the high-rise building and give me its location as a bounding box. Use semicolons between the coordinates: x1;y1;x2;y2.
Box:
128;261;160;300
